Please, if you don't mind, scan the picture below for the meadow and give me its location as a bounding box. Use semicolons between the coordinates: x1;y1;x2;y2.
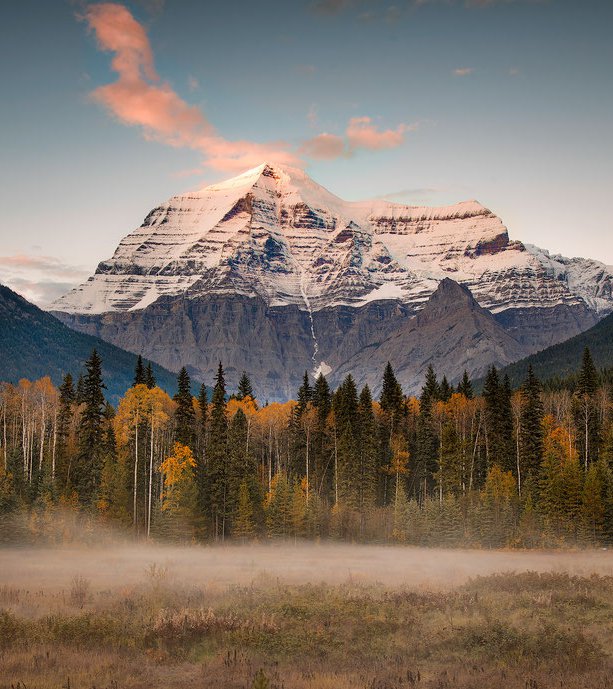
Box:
0;544;612;689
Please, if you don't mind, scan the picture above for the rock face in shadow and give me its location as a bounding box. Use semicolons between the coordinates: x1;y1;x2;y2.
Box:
332;279;528;396
53;278;597;401
54;295;417;401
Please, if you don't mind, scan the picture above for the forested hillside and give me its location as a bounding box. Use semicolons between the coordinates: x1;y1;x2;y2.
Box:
0;284;178;401
498;310;613;388
1;345;611;547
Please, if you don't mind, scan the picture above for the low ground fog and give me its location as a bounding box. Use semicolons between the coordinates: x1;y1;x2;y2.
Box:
1;543;611;592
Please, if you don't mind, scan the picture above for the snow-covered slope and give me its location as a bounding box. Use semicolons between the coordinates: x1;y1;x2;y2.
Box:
53;163;613;319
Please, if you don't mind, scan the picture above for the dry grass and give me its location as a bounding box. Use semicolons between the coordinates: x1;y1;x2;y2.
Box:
0;547;612;688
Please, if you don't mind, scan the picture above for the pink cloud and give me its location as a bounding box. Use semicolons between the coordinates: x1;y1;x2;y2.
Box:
81;4;410;172
81;3;300;172
346;116;409;151
301;117;414;160
300;133;346;160
453;67;474;77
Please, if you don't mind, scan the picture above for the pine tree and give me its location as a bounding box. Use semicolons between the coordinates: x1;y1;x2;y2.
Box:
312;373;332;499
295;371;313;419
577;346;598;396
313;373;332;419
414;366;439;501
144;363;156;389
237;372;255;402
133;355;146;387
357;386;378;526
227;408;252;531
97;403;128;526
573;347;600;469
380;362;404;429
581;461;606;544
75;373;86;405
439;376;452;402
334;375;359;509
458;370;474;400
519;365;544;492
266;472;292;538
206;362;228;539
234;478;256;541
57;373;75;490
174;367;195;448
74;350;106;505
194;383;208;532
483;367;515;474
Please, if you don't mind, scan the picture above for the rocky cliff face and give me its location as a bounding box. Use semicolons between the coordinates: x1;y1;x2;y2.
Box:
333;279;528;396
52;163;613;400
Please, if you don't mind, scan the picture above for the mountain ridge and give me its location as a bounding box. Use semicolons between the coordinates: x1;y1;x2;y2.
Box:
49;163;613;401
0;284;179;402
52;162;613;318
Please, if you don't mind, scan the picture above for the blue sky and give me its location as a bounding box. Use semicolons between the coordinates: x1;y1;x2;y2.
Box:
1;0;612;304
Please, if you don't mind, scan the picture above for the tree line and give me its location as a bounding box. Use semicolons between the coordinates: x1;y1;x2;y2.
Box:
1;348;611;547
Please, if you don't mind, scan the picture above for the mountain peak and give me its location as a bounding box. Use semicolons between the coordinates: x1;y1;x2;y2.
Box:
417;278;481;324
52;164;613;320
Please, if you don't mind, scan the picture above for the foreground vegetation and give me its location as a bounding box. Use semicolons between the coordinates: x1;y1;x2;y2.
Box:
1;346;612;547
0;566;611;689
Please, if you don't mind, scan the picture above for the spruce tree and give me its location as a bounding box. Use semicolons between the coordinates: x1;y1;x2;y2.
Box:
144;363;156;389
483;367;514;474
174;367;195;448
439;376;452;402
295;371;313;419
194;383;208;529
414;366;439;500
74;350;106;504
313;373;332;420
237;372;255;401
577;346;598;396
57;373;75;490
133;355;146;387
266;471;292;538
573;347;600;469
75;373;86;405
334;375;360;509
458;370;474;399
519;365;544;489
206;362;229;539
380;362;404;428
357;385;378;524
234;478;256;541
312;373;332;498
227;407;253;532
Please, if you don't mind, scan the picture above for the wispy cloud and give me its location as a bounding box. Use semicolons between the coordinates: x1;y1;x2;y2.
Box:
453;67;474;77
0;255;91;306
80;3;410;171
301;116;417;160
81;3;300;173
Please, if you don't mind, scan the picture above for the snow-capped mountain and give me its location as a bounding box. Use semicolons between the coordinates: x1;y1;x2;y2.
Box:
53;163;613;318
52;163;613;400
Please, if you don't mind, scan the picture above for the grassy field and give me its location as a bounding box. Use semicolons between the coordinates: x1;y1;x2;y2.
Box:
0;545;612;688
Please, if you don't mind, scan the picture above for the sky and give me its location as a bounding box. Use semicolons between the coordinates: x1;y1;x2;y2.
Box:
1;0;612;305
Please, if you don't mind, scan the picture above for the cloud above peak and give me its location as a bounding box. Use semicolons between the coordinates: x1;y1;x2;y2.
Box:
80;3;410;174
81;3;300;172
300;117;415;160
